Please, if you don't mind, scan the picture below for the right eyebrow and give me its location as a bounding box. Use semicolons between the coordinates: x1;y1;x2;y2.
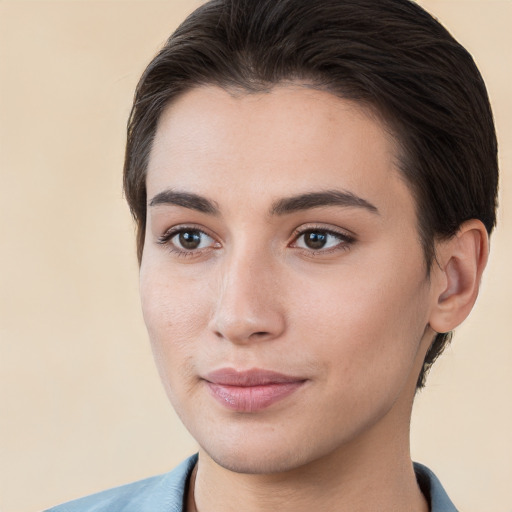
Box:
148;189;219;215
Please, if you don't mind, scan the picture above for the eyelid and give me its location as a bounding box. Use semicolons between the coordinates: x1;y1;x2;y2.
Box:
289;224;356;253
156;222;355;257
158;223;213;241
157;224;221;255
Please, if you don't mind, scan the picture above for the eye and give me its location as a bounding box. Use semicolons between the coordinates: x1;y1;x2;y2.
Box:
292;228;354;252
158;227;218;254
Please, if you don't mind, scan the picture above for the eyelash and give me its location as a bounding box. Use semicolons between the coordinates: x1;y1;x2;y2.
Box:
290;225;356;255
157;226;219;257
157;225;356;257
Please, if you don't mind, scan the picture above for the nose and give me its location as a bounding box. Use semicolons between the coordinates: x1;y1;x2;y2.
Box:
208;248;286;344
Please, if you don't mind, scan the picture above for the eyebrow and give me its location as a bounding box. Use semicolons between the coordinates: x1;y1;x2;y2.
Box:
149;190;219;215
148;188;379;217
271;190;379;216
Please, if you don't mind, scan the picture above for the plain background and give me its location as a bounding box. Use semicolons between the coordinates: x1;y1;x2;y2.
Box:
1;1;511;511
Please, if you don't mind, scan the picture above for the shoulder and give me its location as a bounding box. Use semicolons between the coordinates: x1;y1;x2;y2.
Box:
43;454;198;512
414;462;459;512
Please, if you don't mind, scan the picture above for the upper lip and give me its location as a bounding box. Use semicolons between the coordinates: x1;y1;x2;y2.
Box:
204;368;305;386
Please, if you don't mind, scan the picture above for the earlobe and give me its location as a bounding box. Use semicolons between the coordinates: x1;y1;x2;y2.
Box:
429;220;489;334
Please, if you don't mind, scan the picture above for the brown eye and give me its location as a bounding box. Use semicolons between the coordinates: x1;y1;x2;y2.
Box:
164;228;217;252
303;230;328;249
293;228;354;253
178;230;203;250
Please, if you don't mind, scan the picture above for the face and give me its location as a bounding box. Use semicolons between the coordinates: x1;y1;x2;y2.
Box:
140;85;437;474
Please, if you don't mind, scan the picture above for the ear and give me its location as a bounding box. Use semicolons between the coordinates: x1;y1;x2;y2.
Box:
428;219;489;334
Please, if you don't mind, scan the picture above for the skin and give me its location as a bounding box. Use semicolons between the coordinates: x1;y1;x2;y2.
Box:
139;85;488;512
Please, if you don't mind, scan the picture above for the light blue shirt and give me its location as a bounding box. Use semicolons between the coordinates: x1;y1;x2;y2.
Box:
44;455;458;511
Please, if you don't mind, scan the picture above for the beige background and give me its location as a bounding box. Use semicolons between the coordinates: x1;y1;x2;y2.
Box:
0;1;511;511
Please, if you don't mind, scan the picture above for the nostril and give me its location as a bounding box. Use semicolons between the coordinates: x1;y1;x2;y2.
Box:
250;331;271;339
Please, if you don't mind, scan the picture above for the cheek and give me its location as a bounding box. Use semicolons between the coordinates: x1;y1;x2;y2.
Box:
139;268;210;382
292;256;430;387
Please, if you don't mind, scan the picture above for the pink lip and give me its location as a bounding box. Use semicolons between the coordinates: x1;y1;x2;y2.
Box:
204;368;306;413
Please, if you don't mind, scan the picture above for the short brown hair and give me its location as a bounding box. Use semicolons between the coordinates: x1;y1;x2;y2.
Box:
124;0;498;388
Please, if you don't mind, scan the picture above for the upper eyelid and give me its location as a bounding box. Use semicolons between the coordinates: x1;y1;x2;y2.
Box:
156;223;356;249
157;227;219;256
291;224;356;239
289;225;357;252
158;224;215;241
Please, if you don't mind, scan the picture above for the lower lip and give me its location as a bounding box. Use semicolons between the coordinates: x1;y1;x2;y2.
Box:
206;381;305;412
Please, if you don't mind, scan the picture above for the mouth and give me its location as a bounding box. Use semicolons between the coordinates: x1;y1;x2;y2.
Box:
203;368;307;413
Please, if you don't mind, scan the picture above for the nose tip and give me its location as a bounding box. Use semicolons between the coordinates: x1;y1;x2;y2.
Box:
208;259;286;344
211;313;282;344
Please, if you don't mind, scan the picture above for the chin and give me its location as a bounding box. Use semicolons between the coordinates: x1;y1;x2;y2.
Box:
202;442;315;475
194;418;358;476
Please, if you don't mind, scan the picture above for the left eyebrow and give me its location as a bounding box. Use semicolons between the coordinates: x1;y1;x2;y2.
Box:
270;190;379;216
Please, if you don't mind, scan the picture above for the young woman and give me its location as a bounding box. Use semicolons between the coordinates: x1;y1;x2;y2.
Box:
46;0;498;510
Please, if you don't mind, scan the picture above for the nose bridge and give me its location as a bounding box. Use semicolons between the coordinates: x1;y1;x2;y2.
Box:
210;240;285;344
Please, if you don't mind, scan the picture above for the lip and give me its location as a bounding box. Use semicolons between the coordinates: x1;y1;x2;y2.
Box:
203;368;306;413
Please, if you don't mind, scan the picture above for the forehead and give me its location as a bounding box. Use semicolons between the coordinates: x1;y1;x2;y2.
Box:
146;84;413;222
